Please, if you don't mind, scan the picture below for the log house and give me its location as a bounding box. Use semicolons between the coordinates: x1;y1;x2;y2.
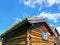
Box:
0;17;55;45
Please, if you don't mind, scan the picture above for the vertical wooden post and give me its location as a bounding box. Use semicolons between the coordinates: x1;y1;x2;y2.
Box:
27;29;30;45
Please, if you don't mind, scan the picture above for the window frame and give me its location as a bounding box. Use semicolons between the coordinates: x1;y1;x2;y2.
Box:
42;31;48;40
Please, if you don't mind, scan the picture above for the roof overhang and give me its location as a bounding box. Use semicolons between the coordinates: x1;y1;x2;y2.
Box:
0;17;54;38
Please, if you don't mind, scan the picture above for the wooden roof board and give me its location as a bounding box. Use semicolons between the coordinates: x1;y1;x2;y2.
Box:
51;26;59;36
44;22;54;35
27;18;45;23
55;28;59;36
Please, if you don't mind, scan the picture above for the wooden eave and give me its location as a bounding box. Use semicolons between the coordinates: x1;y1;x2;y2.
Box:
55;28;59;36
44;21;54;36
51;26;59;36
1;18;28;38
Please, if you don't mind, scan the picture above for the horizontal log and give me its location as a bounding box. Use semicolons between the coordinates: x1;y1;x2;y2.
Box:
30;30;41;34
6;41;26;45
8;34;27;41
31;43;50;45
30;31;42;37
6;37;26;43
40;26;48;32
31;27;41;33
31;40;47;43
29;34;42;39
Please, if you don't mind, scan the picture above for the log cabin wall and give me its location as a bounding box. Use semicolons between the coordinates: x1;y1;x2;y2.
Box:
2;25;28;45
27;23;54;45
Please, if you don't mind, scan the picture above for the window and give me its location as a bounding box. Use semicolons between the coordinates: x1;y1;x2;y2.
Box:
59;36;60;40
42;32;48;40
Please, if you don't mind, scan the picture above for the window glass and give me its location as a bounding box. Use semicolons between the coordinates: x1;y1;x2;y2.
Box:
42;32;48;40
59;36;60;40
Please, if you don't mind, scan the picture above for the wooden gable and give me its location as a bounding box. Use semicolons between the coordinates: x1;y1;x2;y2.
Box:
27;18;54;36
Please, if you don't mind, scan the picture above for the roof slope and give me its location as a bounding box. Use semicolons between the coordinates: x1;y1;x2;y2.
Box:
0;17;54;37
1;18;28;37
51;26;59;36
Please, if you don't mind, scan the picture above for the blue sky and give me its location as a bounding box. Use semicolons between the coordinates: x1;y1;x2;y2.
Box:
0;0;60;34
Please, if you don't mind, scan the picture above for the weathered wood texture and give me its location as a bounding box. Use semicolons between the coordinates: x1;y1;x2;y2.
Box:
28;26;54;45
2;26;54;45
2;27;27;45
2;24;54;45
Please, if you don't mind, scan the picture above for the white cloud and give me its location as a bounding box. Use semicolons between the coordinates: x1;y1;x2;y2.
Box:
14;18;22;23
16;18;19;21
45;0;60;7
50;24;55;27
19;0;44;8
37;12;60;23
36;12;60;34
56;0;60;4
46;0;56;7
20;0;60;9
58;6;60;10
56;26;60;34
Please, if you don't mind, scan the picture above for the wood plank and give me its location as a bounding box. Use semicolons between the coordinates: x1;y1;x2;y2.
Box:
30;30;41;34
31;43;49;45
8;34;27;41
40;26;48;32
30;27;41;33
29;34;42;39
30;32;42;37
31;40;47;43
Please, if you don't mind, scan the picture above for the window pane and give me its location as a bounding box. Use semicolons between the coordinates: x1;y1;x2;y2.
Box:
42;32;48;40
